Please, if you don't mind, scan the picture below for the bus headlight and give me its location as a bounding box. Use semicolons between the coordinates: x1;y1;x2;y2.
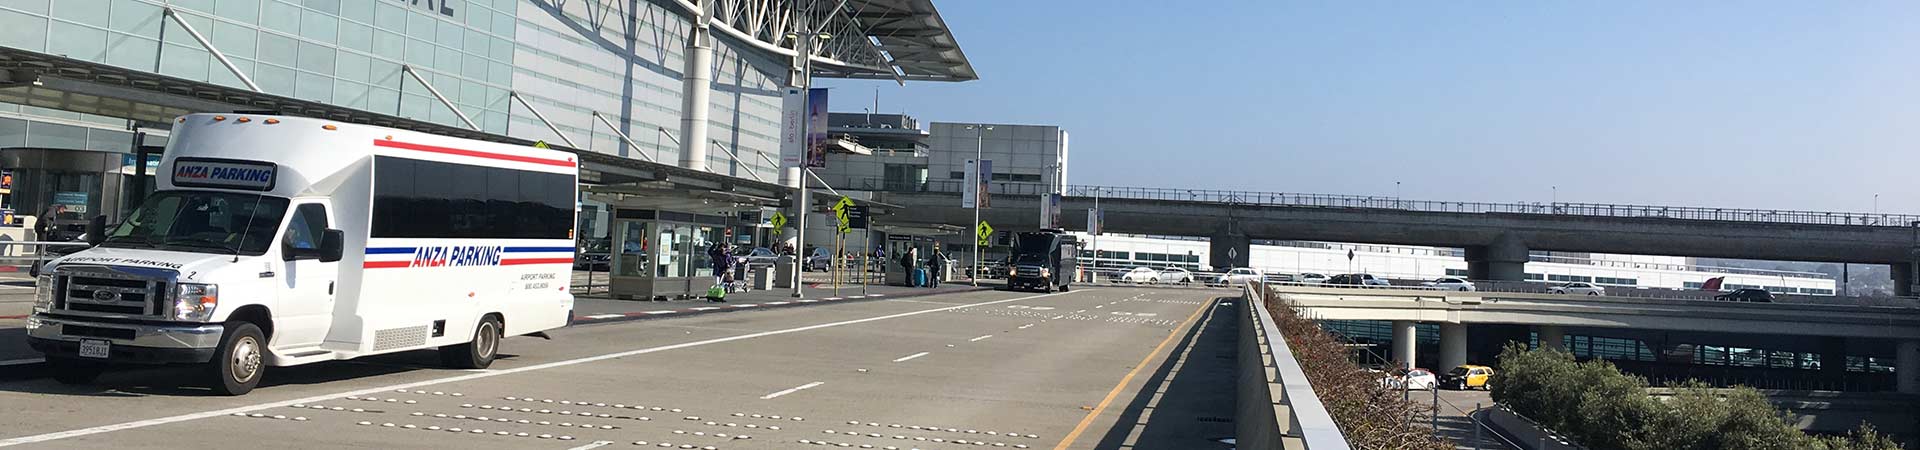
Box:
31;274;52;313
174;283;219;321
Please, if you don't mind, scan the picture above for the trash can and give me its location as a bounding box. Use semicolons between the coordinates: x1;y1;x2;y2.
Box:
752;265;774;290
774;255;795;288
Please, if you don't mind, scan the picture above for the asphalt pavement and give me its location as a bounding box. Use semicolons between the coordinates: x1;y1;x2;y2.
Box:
0;286;1241;449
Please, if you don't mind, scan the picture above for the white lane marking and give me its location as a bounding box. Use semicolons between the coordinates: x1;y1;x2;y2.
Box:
798;299;820;303
690;307;721;311
1017;324;1035;329
847;295;866;299
1074;309;1087;313
765;301;790;305
0;291;1070;447
0;284;34;290
566;440;616;450
968;335;993;342
586;314;625;319
891;352;931;363
644;310;678;315
759;381;825;400
868;293;884;297
731;304;759;308
824;297;843;301
0;357;45;366
1028;306;1055;311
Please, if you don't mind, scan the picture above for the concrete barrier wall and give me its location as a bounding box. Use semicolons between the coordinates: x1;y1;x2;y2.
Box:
1237;286;1352;449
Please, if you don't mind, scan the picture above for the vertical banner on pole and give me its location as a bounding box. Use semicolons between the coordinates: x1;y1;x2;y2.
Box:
961;159;978;208
805;88;830;168
779;88;804;168
1052;192;1067;228
977;159;992;208
1087;207;1101;235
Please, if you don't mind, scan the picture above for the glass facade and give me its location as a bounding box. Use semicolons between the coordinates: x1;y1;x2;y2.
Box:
0;0;785;187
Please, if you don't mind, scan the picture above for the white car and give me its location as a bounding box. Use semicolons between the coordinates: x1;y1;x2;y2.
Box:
743;247;779;266
1120;267;1161;284
1217;267;1264;286
1378;367;1438;390
1296;273;1329;284
1159;267;1195;284
1422;277;1476;291
1549;282;1605;296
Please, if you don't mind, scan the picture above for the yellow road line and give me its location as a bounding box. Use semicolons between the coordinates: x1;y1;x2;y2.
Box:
1051;295;1218;450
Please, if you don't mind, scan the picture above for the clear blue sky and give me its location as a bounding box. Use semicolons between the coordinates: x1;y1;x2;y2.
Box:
817;1;1920;213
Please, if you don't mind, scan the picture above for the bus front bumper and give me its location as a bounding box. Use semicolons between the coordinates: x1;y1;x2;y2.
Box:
26;315;223;364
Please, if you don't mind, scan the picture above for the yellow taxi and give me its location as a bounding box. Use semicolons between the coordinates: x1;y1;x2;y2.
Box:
1443;365;1496;390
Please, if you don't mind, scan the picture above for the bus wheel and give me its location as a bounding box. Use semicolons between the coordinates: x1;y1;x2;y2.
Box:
208;322;266;396
48;357;105;385
441;316;501;369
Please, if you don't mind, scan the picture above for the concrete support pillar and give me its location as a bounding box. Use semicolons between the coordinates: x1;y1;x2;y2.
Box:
1821;337;1849;375
1209;230;1250;270
1464;234;1528;281
676;2;714;172
1392;320;1417;370
1898;340;1919;394
1536;325;1565;352
1439;323;1467;371
1893;262;1914;297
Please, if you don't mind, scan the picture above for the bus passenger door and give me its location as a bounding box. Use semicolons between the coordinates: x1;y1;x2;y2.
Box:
275;201;339;349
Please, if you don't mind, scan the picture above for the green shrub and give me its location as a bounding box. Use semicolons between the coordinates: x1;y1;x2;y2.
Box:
1492;345;1903;450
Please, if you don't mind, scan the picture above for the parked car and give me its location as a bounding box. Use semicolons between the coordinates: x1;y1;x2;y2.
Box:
573;238;611;270
742;247;779;266
1296;272;1330;284
1264;273;1296;284
1421;277;1476;291
805;248;832;271
1120;267;1160;283
1327;273;1391;287
1215;267;1264;286
1379;367;1438;390
1159;267;1196;284
1442;365;1496;390
1714;288;1774;303
1549;282;1605;296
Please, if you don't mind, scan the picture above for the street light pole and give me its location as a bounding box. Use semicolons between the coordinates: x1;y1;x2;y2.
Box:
785;6;837;298
969;124;991;286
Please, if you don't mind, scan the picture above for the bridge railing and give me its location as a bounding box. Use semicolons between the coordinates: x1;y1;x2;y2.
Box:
1061;184;1920;228
1240;283;1352;449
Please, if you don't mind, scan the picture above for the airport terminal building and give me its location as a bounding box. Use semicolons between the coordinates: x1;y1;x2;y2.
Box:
0;0;973;238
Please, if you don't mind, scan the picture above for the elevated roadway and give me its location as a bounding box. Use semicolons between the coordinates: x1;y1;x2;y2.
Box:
872;187;1920;293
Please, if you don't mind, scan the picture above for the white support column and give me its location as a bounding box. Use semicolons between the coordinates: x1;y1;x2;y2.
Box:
1392;320;1417;370
677;1;714;171
1898;340;1919;394
1536;325;1565;351
1439;323;1467;371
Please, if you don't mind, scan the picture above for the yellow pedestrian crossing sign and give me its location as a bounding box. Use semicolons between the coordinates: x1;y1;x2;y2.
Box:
976;221;994;246
532;140;550;149
770;212;787;234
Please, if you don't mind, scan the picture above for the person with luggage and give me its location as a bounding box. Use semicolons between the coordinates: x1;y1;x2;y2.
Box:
927;247;946;288
899;247;919;287
706;242;731;302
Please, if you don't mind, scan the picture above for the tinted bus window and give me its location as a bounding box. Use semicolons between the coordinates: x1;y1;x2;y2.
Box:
372;156;574;239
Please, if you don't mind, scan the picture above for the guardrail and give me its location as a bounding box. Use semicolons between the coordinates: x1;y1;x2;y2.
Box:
1239;284;1352;449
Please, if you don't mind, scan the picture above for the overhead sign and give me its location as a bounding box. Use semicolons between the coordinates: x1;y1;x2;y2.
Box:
770;212;788;234
976;221;994;246
171;158;277;191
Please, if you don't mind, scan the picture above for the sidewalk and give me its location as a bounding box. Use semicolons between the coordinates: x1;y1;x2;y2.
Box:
570;279;1000;325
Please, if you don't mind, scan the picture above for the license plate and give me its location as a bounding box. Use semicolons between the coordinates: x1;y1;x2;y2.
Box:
78;339;110;359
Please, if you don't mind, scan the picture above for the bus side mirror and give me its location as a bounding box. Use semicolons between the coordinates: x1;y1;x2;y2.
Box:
84;215;106;246
319;230;344;263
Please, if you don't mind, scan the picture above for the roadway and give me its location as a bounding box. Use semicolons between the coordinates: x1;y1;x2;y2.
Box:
0;286;1241;449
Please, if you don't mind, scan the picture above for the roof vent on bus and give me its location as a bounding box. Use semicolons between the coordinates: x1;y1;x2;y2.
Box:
322;124;338;130
264;118;281;125
235;117;251;123
212;115;226;121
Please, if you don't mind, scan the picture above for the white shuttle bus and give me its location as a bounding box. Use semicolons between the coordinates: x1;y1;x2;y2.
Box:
27;114;577;395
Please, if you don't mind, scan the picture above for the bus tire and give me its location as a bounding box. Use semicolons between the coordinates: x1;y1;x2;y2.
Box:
441;316;501;370
48;357;105;385
208;322;266;396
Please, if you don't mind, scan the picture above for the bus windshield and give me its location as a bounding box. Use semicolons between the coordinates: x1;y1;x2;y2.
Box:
100;190;290;256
